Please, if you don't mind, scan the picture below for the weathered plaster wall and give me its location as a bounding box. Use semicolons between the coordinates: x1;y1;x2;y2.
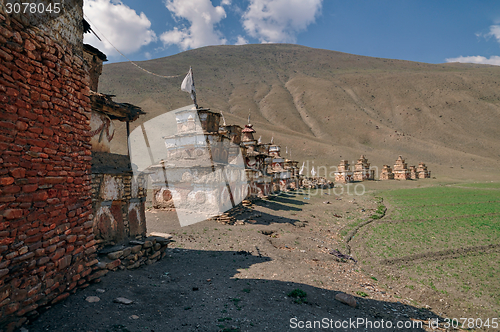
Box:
91;172;147;245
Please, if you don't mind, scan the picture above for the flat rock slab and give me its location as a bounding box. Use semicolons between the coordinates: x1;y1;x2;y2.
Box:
114;297;134;305
149;232;173;240
85;296;100;303
98;245;126;255
335;292;357;308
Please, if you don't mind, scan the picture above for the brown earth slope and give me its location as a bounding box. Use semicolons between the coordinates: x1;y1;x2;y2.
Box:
98;44;500;181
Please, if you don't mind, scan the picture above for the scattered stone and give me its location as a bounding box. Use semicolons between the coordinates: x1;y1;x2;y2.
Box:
106;259;121;270
130;315;139;320
335;292;357;308
127;261;141;269
96;262;107;270
107;250;123;260
114;297;133;305
85;296;100;303
98;245;126;255
330;249;357;263
150;251;161;259
96;289;105;293
131;245;142;254
122;248;132;257
149;232;173;240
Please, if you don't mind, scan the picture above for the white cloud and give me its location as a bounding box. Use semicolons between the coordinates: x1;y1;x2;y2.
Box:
445;55;500;66
83;0;156;57
235;35;248;45
486;25;500;43
242;0;322;43
160;0;228;51
447;23;500;66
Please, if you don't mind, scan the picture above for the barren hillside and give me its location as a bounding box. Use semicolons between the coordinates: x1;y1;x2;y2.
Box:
98;44;500;181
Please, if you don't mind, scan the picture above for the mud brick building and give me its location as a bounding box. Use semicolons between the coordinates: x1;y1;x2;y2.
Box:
82;41;148;245
379;165;395;180
334;160;353;183
284;159;299;189
417;162;431;178
393;156;410;180
268;143;292;192
353;155;375;181
0;3;103;330
409;165;417;180
241;122;269;197
222;124;242;164
252;141;273;196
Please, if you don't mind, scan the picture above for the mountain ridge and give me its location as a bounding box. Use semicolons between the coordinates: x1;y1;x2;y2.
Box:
98;44;500;180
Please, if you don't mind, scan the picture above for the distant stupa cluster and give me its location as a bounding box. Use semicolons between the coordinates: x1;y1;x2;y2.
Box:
330;155;431;183
380;156;431;180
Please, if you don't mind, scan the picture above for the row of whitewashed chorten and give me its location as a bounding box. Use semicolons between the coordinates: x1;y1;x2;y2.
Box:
150;107;431;212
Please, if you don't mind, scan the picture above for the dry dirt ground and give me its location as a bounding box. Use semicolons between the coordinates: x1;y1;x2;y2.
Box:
28;182;461;332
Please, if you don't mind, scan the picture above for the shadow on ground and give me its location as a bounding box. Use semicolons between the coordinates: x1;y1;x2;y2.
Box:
242;208;302;226
29;248;442;332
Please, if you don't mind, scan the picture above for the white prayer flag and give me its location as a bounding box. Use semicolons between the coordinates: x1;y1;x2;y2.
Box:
181;67;197;108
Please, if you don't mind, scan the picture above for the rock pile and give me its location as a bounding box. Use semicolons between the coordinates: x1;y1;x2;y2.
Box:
96;233;172;272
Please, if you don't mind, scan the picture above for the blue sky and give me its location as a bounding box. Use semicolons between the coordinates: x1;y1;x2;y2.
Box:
83;0;500;65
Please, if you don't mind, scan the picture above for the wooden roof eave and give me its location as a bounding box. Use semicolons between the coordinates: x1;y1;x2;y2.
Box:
90;91;145;122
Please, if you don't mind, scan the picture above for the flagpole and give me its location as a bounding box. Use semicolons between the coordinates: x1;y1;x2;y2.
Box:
190;66;198;109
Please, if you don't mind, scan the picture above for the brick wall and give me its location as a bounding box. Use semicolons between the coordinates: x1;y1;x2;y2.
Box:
0;5;100;331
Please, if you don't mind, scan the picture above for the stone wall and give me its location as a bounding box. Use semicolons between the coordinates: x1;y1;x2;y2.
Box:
0;5;101;331
96;233;171;271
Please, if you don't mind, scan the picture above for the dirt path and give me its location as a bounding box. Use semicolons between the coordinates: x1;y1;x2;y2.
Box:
28;190;447;332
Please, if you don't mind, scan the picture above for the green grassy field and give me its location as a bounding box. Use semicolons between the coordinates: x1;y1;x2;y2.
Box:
356;182;500;316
